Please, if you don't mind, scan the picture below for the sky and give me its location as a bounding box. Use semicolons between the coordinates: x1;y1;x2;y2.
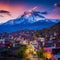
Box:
0;0;60;23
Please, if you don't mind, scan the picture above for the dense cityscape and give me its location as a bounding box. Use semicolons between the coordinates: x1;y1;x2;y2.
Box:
0;22;60;60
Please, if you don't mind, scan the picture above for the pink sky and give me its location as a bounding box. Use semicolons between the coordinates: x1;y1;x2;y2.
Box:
0;3;60;23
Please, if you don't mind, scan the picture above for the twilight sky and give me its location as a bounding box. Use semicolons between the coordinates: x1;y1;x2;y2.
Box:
0;0;60;23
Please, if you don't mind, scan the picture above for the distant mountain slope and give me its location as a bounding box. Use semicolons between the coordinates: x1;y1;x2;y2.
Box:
36;22;60;35
0;10;60;33
0;19;59;33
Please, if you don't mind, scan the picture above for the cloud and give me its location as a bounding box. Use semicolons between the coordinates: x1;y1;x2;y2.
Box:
0;15;3;17
54;3;60;7
0;10;11;16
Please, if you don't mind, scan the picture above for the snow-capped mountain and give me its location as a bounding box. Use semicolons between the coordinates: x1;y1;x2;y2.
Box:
0;10;60;33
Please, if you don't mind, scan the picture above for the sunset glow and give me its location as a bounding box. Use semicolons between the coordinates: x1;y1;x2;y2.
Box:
0;0;60;23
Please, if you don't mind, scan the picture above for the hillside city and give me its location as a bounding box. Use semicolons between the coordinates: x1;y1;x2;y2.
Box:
0;22;60;60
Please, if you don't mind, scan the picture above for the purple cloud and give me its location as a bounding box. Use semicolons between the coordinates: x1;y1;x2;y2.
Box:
54;3;60;7
0;10;11;16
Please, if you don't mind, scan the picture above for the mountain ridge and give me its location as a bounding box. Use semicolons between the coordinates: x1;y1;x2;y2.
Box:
0;10;60;33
